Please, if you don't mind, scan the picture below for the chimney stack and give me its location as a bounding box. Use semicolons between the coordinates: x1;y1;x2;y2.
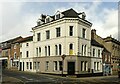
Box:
92;29;96;34
91;29;96;39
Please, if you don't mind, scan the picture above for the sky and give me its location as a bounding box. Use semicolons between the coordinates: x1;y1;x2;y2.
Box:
0;0;119;42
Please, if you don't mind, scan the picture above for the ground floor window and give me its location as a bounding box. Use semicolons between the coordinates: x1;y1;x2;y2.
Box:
30;62;32;69
26;62;29;69
81;61;84;71
34;62;36;70
81;61;88;71
54;61;57;71
97;62;99;71
37;62;40;70
46;61;49;70
84;61;88;71
94;62;100;71
59;61;62;71
94;62;96;71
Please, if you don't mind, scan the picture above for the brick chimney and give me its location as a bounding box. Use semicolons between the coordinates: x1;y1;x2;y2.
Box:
91;29;96;39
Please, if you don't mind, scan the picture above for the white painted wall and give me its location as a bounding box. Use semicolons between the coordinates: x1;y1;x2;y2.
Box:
20;41;34;58
91;46;103;73
33;18;91;57
19;41;34;72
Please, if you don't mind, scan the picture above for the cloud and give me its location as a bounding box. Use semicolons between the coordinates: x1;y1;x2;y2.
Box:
1;2;23;40
0;2;118;42
54;2;118;39
1;2;40;42
97;8;118;39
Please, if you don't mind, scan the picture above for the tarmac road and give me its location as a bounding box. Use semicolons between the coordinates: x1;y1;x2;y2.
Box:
2;69;120;84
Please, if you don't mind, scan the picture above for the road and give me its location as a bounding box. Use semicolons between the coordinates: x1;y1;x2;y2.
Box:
2;69;120;84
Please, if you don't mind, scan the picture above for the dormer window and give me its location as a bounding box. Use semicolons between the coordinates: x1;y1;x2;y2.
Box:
37;19;44;26
78;12;86;20
82;12;86;20
56;14;60;20
45;15;53;23
46;18;50;23
55;11;63;20
37;21;40;26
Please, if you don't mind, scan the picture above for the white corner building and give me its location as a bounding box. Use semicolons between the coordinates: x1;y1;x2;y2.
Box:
19;8;104;76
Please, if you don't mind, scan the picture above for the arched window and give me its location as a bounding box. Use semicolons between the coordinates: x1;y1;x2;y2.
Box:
59;44;62;55
69;43;73;50
39;47;41;56
69;43;73;55
45;46;47;56
55;45;58;55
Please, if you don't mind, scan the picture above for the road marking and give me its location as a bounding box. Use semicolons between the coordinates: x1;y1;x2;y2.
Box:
21;76;33;81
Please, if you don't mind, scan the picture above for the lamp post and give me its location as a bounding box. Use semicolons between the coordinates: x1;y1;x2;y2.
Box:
103;63;105;76
61;54;66;77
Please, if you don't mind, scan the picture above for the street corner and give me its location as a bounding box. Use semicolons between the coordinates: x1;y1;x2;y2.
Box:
2;75;24;84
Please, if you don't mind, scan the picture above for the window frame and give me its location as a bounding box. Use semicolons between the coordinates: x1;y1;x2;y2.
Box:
30;62;32;69
46;61;49;70
36;48;38;57
46;18;50;23
56;14;60;20
93;48;95;57
54;61;57;71
37;33;41;41
26;51;29;57
69;26;73;36
59;61;62;71
45;46;47;56
39;47;41;56
98;49;100;57
82;28;86;38
56;27;61;37
48;46;50;56
26;43;29;47
26;62;29;69
55;45;58;55
46;30;50;39
59;44;62;55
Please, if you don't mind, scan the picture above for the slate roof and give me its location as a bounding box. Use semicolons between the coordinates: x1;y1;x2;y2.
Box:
1;36;22;44
15;36;33;43
103;36;120;45
91;39;103;48
33;8;92;29
103;47;111;53
0;36;22;50
62;8;79;18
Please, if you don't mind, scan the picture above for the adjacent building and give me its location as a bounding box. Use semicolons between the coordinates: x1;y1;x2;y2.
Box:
16;36;34;72
0;36;22;69
91;39;103;74
103;36;120;74
91;29;120;75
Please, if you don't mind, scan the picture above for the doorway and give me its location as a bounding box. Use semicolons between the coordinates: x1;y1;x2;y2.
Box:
67;62;75;75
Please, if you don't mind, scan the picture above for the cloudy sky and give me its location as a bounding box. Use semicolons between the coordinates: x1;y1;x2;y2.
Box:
0;0;119;42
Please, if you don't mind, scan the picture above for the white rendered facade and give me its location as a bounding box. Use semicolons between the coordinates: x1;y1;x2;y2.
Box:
32;9;94;75
19;9;104;75
91;45;103;73
19;39;34;72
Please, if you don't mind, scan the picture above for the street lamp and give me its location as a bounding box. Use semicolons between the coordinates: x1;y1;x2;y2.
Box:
103;63;106;76
61;54;66;77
